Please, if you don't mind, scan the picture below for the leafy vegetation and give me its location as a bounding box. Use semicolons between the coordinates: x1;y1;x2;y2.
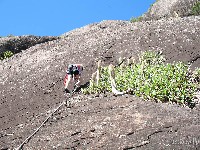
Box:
130;16;143;23
83;51;198;107
7;34;15;37
0;51;14;60
191;1;200;16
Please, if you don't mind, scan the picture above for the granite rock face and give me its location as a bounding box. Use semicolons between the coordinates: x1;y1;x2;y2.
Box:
0;1;200;150
0;17;199;149
143;0;199;21
0;35;58;55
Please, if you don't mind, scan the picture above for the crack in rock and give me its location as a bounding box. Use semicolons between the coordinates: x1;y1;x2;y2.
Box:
71;131;81;136
124;126;173;150
123;140;150;150
189;54;200;63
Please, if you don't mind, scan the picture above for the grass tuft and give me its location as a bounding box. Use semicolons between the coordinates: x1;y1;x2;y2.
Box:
192;1;200;16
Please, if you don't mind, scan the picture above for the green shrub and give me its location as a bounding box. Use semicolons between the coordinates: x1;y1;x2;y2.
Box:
83;51;198;106
82;67;112;94
0;51;14;60
192;2;200;16
130;16;143;23
7;34;14;37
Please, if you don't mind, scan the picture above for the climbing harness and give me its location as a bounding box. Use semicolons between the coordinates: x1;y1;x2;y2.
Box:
15;89;77;150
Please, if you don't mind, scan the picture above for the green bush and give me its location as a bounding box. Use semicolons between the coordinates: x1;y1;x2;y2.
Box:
82;66;112;94
192;2;200;16
0;51;14;60
83;51;198;106
7;34;14;37
130;16;143;23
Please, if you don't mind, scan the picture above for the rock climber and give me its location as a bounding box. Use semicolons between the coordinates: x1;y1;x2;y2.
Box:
64;64;84;93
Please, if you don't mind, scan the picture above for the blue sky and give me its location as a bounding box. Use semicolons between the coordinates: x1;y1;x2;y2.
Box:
0;0;155;36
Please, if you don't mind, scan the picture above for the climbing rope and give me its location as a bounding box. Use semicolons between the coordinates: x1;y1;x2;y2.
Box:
15;58;131;149
16;89;76;150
